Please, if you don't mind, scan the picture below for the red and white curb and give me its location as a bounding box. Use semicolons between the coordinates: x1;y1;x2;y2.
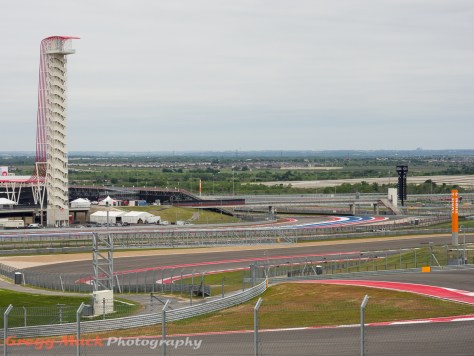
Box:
295;280;474;305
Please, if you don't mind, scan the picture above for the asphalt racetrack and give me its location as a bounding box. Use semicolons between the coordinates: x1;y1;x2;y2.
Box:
24;233;457;275
7;220;474;355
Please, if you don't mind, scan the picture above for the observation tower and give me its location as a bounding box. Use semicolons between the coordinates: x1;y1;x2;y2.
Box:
36;36;78;227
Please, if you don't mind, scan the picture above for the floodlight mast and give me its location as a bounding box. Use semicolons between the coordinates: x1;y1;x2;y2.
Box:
35;36;79;227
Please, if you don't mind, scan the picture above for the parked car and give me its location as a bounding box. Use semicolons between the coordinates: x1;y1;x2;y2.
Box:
27;223;42;229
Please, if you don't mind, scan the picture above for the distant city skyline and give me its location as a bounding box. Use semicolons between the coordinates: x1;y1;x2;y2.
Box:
1;1;473;152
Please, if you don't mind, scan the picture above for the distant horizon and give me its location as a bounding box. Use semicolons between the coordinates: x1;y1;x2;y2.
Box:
2;148;474;158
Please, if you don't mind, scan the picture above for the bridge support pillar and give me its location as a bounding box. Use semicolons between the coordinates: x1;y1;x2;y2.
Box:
349;203;356;215
373;203;379;215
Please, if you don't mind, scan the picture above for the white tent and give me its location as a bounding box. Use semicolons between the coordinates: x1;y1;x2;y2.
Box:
0;198;17;206
70;198;91;209
90;211;125;224
98;196;117;206
122;211;160;224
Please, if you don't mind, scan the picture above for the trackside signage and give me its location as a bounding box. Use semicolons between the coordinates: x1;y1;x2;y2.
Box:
0;166;8;176
451;189;458;233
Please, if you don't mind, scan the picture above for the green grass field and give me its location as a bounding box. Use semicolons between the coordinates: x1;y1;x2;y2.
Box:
0;289;92;307
120;206;240;224
427;219;474;229
0;289;140;328
168;283;474;333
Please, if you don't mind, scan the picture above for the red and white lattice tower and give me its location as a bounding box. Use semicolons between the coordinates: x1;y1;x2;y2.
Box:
35;36;78;227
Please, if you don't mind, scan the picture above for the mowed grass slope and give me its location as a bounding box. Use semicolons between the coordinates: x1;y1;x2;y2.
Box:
85;283;474;338
120;206;240;224
167;283;474;334
0;289;89;307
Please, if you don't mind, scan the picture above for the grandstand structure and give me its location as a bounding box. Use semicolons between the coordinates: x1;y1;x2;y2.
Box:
0;36;78;227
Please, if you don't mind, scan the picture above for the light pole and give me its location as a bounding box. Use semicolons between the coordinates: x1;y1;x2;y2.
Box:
460;225;466;264
106;201;110;230
232;167;235;196
212;175;215;196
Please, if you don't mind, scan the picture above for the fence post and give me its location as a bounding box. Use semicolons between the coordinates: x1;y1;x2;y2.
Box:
58;304;64;324
115;274;122;293
360;295;369;356
251;263;256;287
429;243;433;266
23;306;27;327
254;298;263;356
201;272;205;299
170;271;174;294
4;304;13;356
221;277;225;298
190;270;195;306
76;302;87;356
162;299;171;356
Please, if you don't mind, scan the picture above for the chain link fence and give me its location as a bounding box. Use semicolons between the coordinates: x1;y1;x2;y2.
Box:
0;263;253;296
0;300;138;329
250;243;474;282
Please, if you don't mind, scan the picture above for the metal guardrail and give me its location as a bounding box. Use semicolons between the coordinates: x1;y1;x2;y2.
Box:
0;280;267;338
0;216;454;254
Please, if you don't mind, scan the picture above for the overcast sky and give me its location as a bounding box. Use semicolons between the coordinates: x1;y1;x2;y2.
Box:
0;1;473;152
